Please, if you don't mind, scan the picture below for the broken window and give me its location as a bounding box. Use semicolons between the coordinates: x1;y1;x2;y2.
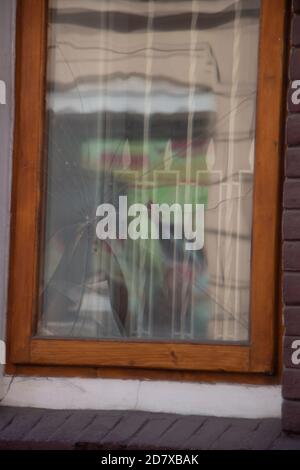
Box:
38;0;261;342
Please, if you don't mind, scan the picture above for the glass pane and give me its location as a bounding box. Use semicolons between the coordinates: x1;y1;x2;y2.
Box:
38;0;261;342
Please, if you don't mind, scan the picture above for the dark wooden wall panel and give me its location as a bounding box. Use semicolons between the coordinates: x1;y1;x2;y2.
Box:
283;210;300;238
282;0;300;434
282;400;300;432
294;0;300;13
283;369;300;399
284;242;300;270
285;307;300;335
286;148;300;176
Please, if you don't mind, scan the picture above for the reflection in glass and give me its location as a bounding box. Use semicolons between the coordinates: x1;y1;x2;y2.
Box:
38;0;261;341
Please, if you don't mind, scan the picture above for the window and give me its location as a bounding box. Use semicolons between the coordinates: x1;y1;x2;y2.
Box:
8;0;286;378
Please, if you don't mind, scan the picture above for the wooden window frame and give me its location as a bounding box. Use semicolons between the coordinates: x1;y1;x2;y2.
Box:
7;0;287;381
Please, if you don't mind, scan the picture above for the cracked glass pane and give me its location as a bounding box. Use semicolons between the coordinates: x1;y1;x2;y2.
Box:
37;0;261;342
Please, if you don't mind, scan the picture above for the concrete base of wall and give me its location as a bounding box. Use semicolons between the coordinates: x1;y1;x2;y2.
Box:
1;376;281;419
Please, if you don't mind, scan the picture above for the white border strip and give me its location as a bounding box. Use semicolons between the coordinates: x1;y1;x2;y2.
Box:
0;376;281;419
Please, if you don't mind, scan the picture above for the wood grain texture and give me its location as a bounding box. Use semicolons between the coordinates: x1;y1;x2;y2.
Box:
29;339;250;372
248;0;286;372
7;0;47;363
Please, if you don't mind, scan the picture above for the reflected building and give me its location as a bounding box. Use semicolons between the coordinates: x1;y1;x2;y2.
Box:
39;0;260;342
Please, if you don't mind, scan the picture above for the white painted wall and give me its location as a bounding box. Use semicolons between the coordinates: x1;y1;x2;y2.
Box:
0;0;282;421
1;376;281;419
0;0;16;399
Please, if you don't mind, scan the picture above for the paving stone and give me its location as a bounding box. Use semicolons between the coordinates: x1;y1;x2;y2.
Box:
127;415;178;449
237;419;282;450
155;415;207;450
0;408;45;441
99;411;149;449
0;408;18;433
271;434;300;450
182;417;231;450
0;408;298;450
47;410;97;443
210;419;261;450
23;410;72;441
75;413;125;446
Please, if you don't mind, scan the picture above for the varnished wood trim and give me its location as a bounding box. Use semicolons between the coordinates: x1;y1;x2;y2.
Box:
249;0;287;372
6;0;287;379
28;339;250;372
7;0;47;363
